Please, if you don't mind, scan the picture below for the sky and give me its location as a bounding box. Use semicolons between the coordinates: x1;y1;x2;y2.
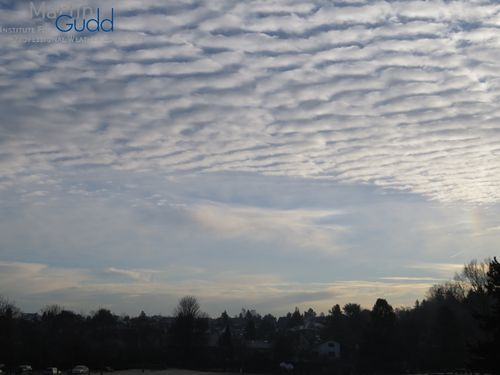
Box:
0;0;499;317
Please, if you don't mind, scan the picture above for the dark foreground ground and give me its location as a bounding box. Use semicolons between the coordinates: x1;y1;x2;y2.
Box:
94;371;255;375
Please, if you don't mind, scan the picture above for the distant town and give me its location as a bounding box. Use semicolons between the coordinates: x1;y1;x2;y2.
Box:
1;258;499;375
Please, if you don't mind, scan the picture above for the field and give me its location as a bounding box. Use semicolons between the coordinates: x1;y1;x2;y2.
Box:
99;370;244;375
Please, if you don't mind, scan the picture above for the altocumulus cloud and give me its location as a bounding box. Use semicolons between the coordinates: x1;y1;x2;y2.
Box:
0;0;499;202
1;0;500;314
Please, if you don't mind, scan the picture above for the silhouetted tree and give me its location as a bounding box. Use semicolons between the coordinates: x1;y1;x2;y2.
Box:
343;303;361;319
171;296;208;366
455;258;490;295
2;256;500;374
436;305;463;369
258;314;277;339
304;308;317;321
218;311;234;368
89;308;120;369
0;296;20;365
323;304;345;342
244;310;257;340
289;307;303;328
428;281;466;302
175;296;202;318
338;303;368;368
273;332;294;362
471;257;500;373
361;299;397;372
219;310;230;326
397;307;420;371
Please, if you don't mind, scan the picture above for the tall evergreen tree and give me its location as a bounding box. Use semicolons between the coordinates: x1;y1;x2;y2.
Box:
472;257;500;373
361;299;397;372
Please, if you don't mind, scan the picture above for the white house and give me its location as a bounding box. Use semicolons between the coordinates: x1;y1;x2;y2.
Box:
314;340;340;359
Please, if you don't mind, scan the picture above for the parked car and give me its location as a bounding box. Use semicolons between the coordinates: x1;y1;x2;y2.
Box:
43;368;60;375
71;366;89;375
16;365;32;375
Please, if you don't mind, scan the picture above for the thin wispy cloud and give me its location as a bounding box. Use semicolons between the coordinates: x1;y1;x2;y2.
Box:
190;203;347;254
0;260;439;315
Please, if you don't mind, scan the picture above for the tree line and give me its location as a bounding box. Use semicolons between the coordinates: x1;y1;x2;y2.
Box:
1;257;499;374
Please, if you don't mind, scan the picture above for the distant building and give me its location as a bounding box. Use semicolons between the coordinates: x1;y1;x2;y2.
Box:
246;339;273;353
21;313;40;322
314;340;340;360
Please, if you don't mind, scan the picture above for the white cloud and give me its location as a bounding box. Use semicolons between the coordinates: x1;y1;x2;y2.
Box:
0;1;499;203
0;261;88;294
0;260;441;315
189;203;347;254
407;262;465;277
1;0;500;316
